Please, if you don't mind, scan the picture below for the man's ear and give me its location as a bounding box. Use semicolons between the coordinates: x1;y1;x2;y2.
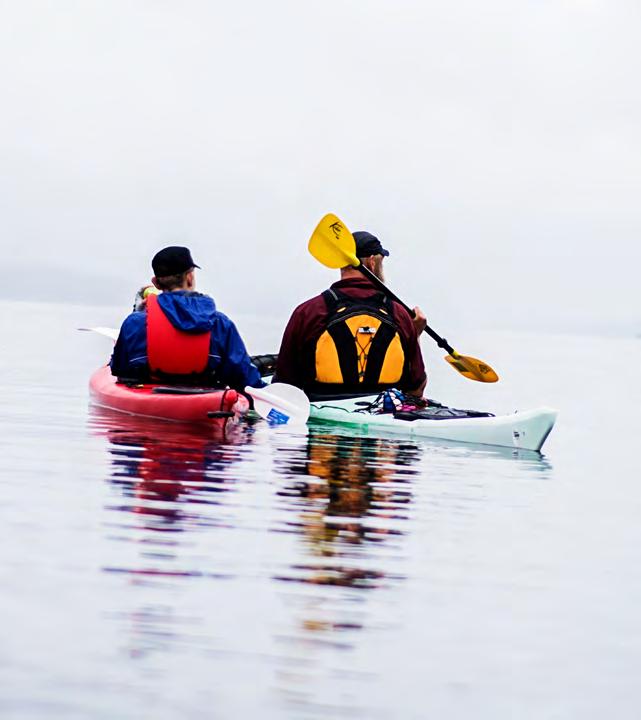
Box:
186;270;195;289
151;277;161;289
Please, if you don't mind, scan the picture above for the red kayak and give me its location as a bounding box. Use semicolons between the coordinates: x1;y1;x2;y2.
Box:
89;366;250;426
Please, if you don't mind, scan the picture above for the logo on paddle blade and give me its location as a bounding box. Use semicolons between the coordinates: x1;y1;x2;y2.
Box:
328;221;343;239
267;408;290;425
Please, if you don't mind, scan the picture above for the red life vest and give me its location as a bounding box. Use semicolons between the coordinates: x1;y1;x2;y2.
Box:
146;293;211;376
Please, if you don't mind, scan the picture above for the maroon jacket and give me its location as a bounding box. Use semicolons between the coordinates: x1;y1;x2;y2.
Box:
275;276;427;393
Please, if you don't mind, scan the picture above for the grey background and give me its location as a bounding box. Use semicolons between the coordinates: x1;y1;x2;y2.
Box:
1;0;639;335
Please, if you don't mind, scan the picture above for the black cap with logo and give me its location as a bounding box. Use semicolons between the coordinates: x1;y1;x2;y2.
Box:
353;231;390;259
151;246;201;277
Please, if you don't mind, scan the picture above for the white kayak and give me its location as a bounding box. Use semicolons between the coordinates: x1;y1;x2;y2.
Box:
308;396;558;452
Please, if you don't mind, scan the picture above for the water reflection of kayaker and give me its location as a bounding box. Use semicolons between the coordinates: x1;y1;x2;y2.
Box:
98;410;249;528
109;246;263;390
273;231;428;398
275;432;421;588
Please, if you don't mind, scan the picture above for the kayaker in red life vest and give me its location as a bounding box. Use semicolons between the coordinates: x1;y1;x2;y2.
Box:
274;231;427;397
110;246;263;390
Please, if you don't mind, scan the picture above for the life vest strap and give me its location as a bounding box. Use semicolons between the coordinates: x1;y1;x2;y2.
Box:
326;319;360;385
362;320;396;385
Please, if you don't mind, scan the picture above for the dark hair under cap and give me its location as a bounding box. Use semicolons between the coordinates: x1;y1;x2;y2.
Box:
353;231;390;258
152;246;201;276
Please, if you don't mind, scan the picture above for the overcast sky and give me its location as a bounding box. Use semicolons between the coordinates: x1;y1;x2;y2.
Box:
1;0;639;335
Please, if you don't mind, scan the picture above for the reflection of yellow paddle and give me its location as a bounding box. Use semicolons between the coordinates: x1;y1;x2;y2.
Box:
308;213;499;383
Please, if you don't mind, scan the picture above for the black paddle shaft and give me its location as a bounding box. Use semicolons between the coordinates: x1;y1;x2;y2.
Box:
355;264;456;355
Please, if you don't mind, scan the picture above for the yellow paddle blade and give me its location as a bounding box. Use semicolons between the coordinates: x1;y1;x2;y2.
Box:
445;352;499;383
308;213;360;269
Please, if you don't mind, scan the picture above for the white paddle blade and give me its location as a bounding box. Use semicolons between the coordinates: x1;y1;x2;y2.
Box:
245;384;310;426
78;326;119;341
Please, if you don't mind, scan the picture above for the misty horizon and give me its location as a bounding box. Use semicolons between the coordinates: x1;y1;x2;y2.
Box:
1;1;639;338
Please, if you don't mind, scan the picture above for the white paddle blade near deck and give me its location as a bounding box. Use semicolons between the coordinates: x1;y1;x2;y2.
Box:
245;384;310;426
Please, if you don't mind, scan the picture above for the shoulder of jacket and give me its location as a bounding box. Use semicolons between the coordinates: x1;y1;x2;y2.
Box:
389;302;417;333
291;293;326;314
208;311;238;334
122;310;147;327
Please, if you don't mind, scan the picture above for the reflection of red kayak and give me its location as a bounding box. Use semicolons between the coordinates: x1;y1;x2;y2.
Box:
89;366;249;425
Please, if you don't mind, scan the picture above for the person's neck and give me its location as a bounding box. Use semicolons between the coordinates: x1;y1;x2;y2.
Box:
340;267;370;281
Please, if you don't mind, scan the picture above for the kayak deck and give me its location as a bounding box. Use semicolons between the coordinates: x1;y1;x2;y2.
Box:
89;366;249;426
309;396;557;452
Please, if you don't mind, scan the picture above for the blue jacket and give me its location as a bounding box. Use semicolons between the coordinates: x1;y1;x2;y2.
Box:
110;291;263;389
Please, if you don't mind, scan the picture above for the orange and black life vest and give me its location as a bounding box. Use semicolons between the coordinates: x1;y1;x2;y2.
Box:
312;288;407;392
146;293;211;377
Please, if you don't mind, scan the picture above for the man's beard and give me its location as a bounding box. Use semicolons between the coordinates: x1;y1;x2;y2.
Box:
372;258;385;283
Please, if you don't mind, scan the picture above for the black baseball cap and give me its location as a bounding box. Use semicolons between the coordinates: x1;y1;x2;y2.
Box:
151;246;201;277
353;231;390;258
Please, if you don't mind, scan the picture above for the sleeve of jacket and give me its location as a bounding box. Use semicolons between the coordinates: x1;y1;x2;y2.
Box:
215;315;265;389
392;303;427;390
109;312;148;378
273;306;306;388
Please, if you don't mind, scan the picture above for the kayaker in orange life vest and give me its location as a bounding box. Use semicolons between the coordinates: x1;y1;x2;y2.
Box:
274;231;428;397
110;246;263;390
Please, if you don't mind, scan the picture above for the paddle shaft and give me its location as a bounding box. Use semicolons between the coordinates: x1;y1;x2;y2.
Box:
354;264;456;355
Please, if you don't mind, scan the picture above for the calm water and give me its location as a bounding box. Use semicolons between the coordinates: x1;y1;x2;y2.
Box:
1;299;640;719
